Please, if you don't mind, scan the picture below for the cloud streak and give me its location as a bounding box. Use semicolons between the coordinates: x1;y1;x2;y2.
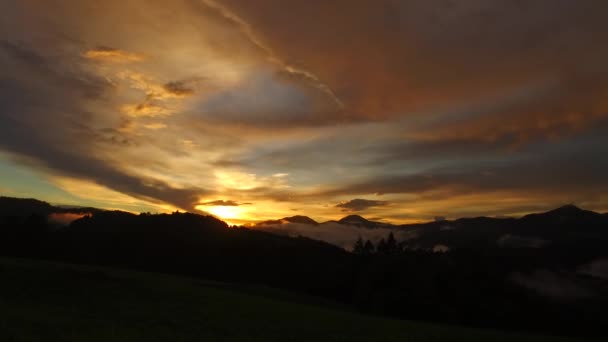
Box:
200;0;344;109
83;46;143;62
199;200;242;206
336;199;389;212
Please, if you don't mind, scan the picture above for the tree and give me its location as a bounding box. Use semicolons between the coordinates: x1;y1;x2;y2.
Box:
363;240;375;256
377;238;387;254
353;236;365;255
386;232;398;255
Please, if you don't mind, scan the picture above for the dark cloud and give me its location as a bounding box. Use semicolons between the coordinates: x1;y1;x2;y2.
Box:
163;80;195;96
90;46;120;52
319;130;608;200
0;115;206;211
336;199;389;212
218;0;608;131
0;40;109;99
198;71;342;127
0;40;209;211
199;200;241;206
1;40;46;66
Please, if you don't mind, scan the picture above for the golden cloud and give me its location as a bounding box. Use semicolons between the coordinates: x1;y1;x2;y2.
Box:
121;103;170;118
83;47;143;62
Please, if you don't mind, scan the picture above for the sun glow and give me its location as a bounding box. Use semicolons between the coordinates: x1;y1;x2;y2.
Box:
204;205;242;220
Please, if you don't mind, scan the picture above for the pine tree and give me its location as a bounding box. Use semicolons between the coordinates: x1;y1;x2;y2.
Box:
377;238;387;254
363;239;375;256
353;236;365;254
386;232;398;255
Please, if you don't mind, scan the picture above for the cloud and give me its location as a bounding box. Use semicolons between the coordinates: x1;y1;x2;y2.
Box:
220;0;608;125
121;103;171;118
142;123;167;130
163;81;195;96
0;40;210;212
336;198;388;212
0;40;108;99
318;129;608;199
198;71;340;127
199;200;241;206
200;0;343;109
83;46;143;62
116;71;192;101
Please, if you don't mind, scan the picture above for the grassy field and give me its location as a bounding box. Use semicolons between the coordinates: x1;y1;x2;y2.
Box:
0;257;586;342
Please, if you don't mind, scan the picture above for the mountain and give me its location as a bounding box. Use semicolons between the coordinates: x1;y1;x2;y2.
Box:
334;215;393;229
257;214;392;230
338;214;370;225
0;197;54;217
0;196;105;219
397;205;608;252
253;206;608;254
520;204;604;226
521;204;600;221
257;215;319;226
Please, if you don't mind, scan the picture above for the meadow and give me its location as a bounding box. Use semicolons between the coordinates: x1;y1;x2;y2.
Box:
0;257;583;342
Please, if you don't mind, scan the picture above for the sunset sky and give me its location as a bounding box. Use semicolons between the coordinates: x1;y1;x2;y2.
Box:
1;0;608;224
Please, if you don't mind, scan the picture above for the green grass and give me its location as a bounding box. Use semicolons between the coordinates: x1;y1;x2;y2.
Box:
0;257;584;342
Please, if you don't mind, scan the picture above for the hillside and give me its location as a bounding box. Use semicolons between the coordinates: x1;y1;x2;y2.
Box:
0;258;579;342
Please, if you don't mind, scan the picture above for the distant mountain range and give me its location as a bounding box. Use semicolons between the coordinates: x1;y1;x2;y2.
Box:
257;215;320;226
2;196;607;253
254;204;608;251
258;204;607;229
257;214;398;229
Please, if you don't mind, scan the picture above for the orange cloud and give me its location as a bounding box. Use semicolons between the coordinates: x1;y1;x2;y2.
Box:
142;122;168;130
83;46;143;62
121;103;170;118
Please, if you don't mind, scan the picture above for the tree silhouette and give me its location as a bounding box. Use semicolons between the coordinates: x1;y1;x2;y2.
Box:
363;240;375;256
376;238;387;254
353;236;365;255
386;232;398;255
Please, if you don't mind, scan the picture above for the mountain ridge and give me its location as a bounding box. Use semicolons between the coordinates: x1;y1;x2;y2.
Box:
257;215;319;226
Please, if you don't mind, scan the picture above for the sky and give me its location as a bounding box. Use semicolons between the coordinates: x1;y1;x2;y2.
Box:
1;0;608;225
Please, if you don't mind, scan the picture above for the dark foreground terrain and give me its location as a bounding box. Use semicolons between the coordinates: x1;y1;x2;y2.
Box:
0;258;583;342
1;196;607;340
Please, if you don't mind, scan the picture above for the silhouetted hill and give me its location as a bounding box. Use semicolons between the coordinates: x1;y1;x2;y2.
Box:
0;197;54;217
521;204;603;222
334;215;391;229
0;196;104;219
339;214;369;224
258;215;319;226
400;205;608;255
0;198;354;300
286;215;319;225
